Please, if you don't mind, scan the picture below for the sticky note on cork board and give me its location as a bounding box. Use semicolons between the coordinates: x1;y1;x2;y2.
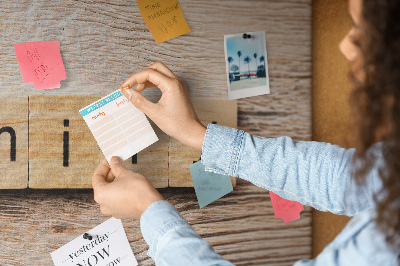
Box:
190;161;233;208
137;0;191;44
80;90;158;162
269;191;304;223
14;41;66;90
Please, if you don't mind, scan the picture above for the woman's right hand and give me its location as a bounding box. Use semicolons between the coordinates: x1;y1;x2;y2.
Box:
120;61;206;151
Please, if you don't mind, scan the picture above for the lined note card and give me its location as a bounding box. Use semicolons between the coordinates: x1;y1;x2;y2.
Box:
14;41;66;90
137;0;191;44
80;90;158;162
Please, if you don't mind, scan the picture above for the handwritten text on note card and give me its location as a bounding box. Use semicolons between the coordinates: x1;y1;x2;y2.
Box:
51;218;138;266
14;41;67;90
137;0;191;44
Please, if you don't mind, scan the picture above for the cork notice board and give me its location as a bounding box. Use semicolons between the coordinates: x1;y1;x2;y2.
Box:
0;0;312;265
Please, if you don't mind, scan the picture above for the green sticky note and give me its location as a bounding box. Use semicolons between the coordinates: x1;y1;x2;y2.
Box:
189;161;233;208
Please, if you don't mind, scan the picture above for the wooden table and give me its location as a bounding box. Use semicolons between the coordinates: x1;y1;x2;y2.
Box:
0;0;312;264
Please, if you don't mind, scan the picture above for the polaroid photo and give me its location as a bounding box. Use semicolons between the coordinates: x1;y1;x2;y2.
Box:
224;31;270;100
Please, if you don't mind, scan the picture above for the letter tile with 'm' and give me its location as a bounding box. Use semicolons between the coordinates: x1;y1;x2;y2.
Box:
29;95;101;188
0;97;29;189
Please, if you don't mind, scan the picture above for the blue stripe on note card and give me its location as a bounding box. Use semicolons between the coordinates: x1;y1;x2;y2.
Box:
79;90;123;117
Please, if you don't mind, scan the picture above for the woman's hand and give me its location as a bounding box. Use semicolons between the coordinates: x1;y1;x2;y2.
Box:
92;157;164;220
120;61;206;151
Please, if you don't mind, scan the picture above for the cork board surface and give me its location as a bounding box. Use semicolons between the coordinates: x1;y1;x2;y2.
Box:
312;0;353;258
0;0;312;265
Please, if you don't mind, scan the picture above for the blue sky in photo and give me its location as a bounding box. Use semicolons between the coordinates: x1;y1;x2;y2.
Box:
226;32;266;73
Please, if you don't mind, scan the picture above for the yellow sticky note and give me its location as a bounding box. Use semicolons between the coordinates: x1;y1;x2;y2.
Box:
137;0;191;44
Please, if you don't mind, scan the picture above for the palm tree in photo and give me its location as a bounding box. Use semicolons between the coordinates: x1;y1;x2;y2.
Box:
258;55;266;77
260;55;265;68
244;56;251;78
237;51;242;76
231;64;239;73
253;53;258;73
227;56;233;73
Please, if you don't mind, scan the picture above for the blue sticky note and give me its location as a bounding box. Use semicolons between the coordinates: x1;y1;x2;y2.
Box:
189;161;233;208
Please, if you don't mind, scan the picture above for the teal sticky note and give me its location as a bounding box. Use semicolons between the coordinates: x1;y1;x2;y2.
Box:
189;161;233;208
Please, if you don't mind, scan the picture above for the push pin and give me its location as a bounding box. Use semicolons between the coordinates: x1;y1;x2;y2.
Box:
242;33;252;39
121;85;130;92
83;233;93;240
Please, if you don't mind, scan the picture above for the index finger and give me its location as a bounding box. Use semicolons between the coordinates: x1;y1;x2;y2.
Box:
121;68;173;94
92;159;111;189
147;61;177;79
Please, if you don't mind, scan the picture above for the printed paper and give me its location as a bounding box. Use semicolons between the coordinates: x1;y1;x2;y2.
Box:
51;218;138;266
269;191;304;223
189;161;233;208
137;0;191;44
224;31;270;100
14;41;67;90
80;90;158;162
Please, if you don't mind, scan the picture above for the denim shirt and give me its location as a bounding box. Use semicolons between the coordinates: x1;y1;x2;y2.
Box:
140;124;399;265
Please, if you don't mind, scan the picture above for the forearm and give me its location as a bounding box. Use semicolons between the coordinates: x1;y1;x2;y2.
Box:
201;124;380;216
140;200;234;266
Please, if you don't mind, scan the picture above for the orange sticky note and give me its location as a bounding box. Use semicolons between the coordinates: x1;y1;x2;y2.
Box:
14;41;66;90
137;0;191;44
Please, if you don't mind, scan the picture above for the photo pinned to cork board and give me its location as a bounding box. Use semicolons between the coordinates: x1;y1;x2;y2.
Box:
224;31;270;100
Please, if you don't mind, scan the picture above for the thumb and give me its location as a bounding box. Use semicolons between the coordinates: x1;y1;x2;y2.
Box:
109;156;130;178
122;89;156;117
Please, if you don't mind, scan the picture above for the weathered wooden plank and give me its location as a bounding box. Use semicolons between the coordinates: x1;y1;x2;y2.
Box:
0;0;311;102
0;179;312;266
0;97;29;189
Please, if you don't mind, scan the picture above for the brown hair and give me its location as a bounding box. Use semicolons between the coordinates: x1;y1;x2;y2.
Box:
350;0;400;251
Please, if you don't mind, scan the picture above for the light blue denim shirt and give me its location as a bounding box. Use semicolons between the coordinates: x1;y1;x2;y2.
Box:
140;124;399;265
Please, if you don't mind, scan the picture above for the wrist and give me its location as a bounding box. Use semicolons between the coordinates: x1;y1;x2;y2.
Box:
139;194;165;218
190;122;207;151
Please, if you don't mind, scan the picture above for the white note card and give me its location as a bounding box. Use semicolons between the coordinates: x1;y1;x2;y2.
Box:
51;218;138;266
79;90;158;162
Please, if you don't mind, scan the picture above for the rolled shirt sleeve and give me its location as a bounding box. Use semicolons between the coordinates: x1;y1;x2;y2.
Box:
140;200;234;266
201;124;383;216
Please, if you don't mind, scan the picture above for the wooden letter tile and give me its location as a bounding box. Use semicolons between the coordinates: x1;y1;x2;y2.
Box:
122;121;169;188
29;95;101;188
0;97;29;189
169;99;237;187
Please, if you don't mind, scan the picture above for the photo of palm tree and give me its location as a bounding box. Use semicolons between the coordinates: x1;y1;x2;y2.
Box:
224;31;270;99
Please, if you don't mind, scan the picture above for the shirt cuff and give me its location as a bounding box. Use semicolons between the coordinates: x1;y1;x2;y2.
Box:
140;200;191;259
201;123;245;176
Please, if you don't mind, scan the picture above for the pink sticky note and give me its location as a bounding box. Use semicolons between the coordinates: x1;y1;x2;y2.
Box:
269;191;304;223
14;41;67;90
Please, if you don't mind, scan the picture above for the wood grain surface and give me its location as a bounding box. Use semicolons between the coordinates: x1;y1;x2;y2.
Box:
0;97;29;189
0;0;312;265
29;95;101;188
0;180;312;265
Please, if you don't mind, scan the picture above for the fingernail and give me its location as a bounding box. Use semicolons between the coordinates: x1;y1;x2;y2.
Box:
110;156;122;165
123;88;133;100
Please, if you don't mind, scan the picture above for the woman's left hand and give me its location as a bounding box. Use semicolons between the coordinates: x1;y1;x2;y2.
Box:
91;157;164;220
